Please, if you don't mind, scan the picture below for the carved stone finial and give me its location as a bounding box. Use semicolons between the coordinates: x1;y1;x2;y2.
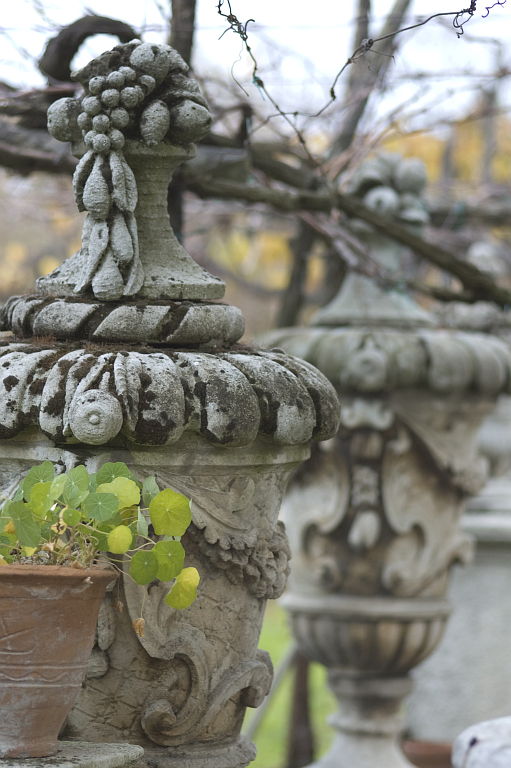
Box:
313;152;433;328
1;40;247;346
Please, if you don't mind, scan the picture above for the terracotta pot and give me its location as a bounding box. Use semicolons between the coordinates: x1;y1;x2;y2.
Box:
402;740;453;767
0;563;117;758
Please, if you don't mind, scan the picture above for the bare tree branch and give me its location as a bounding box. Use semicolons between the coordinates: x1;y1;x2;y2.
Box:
330;0;413;157
39;15;138;83
170;0;197;66
188;176;511;307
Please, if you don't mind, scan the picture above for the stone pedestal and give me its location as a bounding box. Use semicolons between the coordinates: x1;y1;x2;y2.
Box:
406;511;511;741
406;395;511;741
262;153;510;768
0;40;339;768
0;742;143;768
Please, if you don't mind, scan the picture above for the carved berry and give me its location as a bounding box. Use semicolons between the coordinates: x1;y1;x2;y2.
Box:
77;112;92;132
92;114;110;133
118;66;137;83
110;108;130;128
89;76;106;95
92;134;111;154
101;89;121;108
82;96;102;116
107;71;125;89
83;130;97;148
109;129;125;150
120;87;142;108
139;75;156;94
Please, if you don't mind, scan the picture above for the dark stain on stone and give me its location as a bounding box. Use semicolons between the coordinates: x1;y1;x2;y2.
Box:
3;375;19;392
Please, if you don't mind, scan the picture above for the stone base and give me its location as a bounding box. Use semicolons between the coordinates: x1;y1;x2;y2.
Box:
136;738;256;768
0;742;143;768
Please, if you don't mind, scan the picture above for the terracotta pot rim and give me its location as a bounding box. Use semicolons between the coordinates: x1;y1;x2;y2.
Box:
402;739;453;755
0;562;118;582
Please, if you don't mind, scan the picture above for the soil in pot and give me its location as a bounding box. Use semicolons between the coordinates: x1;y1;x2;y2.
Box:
0;564;117;759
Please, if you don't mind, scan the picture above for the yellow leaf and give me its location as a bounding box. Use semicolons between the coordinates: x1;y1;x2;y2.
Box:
132;617;145;637
107;525;133;554
51;520;67;535
97;477;140;510
165;567;200;610
3;520;15;535
0;555;8;566
22;546;37;556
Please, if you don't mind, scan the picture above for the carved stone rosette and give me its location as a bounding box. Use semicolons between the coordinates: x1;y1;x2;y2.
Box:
0;41;340;768
261;154;511;768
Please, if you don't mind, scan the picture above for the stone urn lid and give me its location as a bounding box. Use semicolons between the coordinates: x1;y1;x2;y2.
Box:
0;40;340;449
261;154;511;402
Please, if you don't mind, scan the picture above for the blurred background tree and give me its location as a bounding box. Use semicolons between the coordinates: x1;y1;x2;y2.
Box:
1;0;511;338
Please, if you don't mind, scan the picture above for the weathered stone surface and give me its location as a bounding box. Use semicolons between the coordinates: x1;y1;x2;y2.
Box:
0;340;339;447
1;297;245;346
0;742;143;768
0;433;310;768
406;394;511;741
39;40;218;311
452;717;511;768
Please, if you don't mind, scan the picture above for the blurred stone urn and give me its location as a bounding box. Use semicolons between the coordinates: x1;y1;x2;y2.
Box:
261;154;511;768
0;41;339;768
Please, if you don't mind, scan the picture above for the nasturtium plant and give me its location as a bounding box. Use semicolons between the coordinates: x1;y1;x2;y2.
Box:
0;461;199;622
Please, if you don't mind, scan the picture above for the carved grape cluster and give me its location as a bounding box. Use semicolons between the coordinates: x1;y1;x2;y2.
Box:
77;64;158;154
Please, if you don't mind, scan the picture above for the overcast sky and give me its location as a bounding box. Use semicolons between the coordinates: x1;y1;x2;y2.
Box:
1;0;510;138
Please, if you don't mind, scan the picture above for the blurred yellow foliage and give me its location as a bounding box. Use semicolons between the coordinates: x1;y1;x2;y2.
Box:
38;255;61;276
4;242;27;265
209;228;292;290
384;115;511;186
383;132;444;182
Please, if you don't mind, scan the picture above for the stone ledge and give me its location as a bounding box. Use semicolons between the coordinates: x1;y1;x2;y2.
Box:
0;742;143;768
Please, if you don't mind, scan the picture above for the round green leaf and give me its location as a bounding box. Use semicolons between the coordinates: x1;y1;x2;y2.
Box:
84;492;119;522
97;477;140;511
154;540;185;581
29;482;54;517
129;549;158;585
142;476;160;508
63;466;90;508
107;525;133;554
164;567;199;610
8;501;41;548
63;508;81;527
50;473;67;500
97;462;131;485
149;489;191;536
23;461;54;500
137;509;149;537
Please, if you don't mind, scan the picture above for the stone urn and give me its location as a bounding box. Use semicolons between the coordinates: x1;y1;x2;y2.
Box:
0;41;339;768
261;153;511;768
